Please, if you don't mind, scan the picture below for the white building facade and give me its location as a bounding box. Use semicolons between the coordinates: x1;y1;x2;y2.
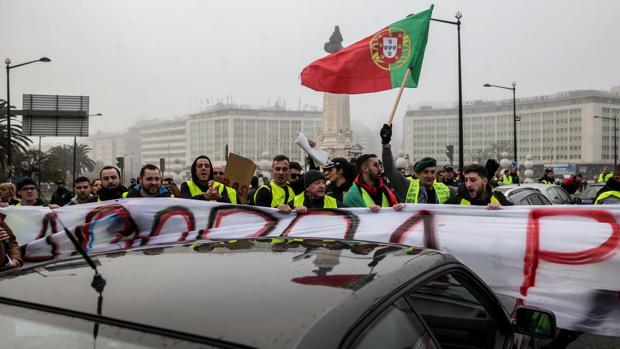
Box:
139;118;188;181
404;88;620;168
187;105;322;164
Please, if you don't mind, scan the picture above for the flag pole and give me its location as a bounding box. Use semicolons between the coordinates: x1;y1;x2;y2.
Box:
386;68;411;125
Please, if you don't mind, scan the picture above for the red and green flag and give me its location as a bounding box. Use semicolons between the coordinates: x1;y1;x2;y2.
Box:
301;5;433;94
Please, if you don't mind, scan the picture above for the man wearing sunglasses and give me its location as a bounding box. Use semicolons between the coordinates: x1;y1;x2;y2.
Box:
289;162;303;182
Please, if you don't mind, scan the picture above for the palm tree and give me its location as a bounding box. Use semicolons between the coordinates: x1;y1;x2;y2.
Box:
75;143;96;175
48;143;96;180
0;99;33;171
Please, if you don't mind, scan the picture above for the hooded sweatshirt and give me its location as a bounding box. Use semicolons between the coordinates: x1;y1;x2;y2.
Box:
180;156;234;203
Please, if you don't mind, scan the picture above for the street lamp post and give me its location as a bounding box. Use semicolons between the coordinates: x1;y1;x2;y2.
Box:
484;82;518;162
5;57;51;181
431;11;463;170
73;113;102;183
594;115;618;167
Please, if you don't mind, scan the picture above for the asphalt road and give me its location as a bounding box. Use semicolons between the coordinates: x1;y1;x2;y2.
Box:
567;334;620;348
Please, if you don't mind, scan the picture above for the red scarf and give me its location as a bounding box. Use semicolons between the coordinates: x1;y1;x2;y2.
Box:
354;175;398;206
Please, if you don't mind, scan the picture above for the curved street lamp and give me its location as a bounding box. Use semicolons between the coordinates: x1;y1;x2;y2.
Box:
484;82;518;163
5;56;51;181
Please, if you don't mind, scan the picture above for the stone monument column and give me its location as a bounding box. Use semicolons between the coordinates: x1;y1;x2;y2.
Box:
318;26;362;159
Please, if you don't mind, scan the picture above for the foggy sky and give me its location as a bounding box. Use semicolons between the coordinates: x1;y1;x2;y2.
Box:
1;0;619;148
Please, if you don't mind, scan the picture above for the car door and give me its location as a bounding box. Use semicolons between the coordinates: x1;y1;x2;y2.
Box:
404;268;515;349
347;265;515;349
351;297;439;349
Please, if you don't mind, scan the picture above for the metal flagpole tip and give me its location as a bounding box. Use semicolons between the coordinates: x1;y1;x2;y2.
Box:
455;11;462;20
512;81;517;88
4;58;11;65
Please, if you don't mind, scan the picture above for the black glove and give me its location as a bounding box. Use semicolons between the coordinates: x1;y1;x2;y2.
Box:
380;124;392;145
485;159;500;178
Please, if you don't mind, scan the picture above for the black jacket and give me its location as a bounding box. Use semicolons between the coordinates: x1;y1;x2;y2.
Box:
96;186;128;202
446;184;513;206
13;198;47;206
50;187;73;206
326;180;352;203
287;192;347;209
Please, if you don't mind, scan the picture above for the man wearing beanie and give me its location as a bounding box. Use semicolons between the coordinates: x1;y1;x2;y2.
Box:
14;177;47;206
278;170;346;214
379;124;450;204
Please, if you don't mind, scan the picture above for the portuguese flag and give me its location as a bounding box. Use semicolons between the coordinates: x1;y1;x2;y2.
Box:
301;5;433;94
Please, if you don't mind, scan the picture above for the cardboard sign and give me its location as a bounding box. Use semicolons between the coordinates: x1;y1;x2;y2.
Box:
222;153;256;203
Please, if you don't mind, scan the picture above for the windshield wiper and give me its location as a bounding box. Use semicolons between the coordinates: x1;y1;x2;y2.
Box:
52;211;106;345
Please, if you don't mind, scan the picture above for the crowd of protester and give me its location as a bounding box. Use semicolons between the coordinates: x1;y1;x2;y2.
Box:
1;124;618;270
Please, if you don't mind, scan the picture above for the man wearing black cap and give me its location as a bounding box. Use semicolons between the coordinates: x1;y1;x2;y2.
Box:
538;168;555;185
380;124;451;204
323;157;353;202
50;179;74;207
278;170;346;214
442;165;460;188
14;177;47;206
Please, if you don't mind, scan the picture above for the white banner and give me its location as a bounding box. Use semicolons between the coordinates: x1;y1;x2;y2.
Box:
1;199;619;336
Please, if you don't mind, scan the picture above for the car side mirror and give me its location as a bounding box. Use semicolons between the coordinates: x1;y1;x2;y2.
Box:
513;306;556;339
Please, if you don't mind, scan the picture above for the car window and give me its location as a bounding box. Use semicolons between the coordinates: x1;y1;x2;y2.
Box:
556;188;571;203
581;185;603;200
538;194;552;205
353;298;438;349
547;187;570;204
0;303;216;349
526;194;546;205
546;187;563;204
405;272;509;349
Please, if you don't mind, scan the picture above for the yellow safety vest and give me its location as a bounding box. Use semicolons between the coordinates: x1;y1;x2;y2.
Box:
460;195;501;206
502;175;513;185
598;173;613;183
405;178;451;204
594;190;620;205
186;180;237;204
253;181;294;208
359;187;390;208
293;193;337;208
540;178;554;185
